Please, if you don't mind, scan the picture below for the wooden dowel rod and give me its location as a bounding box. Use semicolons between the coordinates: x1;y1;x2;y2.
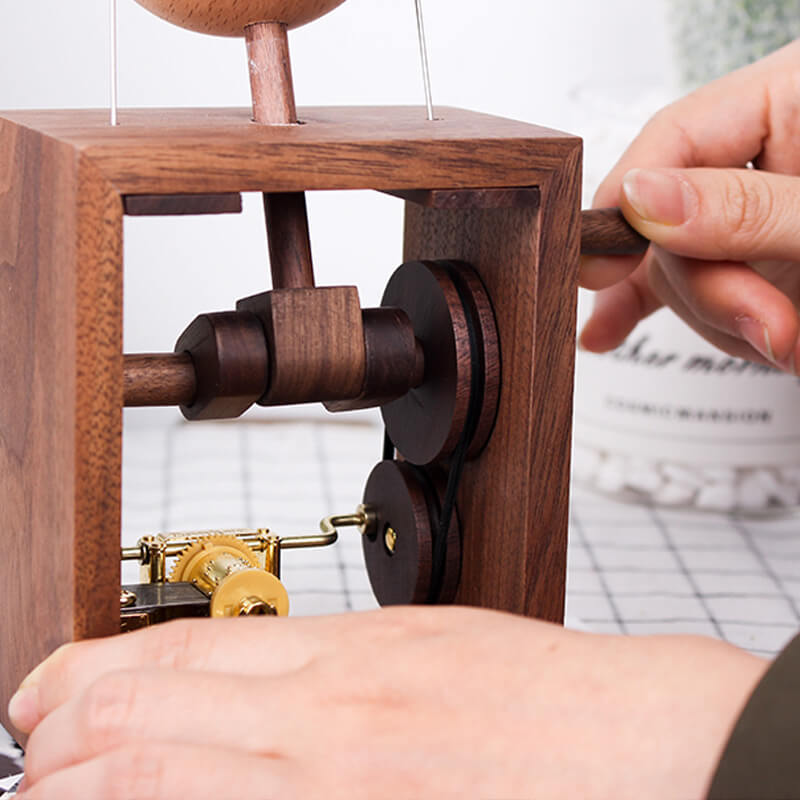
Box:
245;21;297;125
263;192;316;289
580;208;649;256
124;353;196;407
244;21;315;289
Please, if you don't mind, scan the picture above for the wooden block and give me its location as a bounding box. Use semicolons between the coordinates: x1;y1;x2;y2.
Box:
237;287;365;405
0;107;578;195
385;187;540;209
123;193;242;216
0;119;123;741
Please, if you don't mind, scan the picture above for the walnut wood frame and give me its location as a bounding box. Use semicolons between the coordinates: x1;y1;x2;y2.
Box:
0;106;581;740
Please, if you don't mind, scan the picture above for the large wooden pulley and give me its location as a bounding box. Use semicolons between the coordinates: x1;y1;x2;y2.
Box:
380;260;500;465
361;460;460;606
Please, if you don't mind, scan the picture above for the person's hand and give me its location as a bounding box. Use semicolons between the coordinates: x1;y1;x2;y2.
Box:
9;607;766;800
581;39;800;372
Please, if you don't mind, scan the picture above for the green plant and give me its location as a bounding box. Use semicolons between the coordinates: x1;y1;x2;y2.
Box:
670;0;800;86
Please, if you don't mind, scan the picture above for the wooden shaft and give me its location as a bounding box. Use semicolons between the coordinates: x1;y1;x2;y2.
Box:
263;192;316;288
245;21;297;125
580;207;649;256
124;353;196;407
243;22;315;288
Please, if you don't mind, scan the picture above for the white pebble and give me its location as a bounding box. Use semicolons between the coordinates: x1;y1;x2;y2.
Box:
572;445;602;483
702;466;737;483
624;458;663;494
695;482;737;512
652;480;697;506
662;463;704;489
752;469;798;507
736;473;771;512
594;456;628;494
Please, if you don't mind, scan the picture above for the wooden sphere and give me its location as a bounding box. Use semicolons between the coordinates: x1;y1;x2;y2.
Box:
133;0;348;36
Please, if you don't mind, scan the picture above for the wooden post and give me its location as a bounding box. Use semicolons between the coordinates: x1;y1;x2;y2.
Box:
245;21;315;289
402;152;581;621
245;22;297;125
0;121;123;740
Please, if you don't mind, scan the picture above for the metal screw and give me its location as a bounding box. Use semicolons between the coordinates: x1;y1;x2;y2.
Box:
384;527;398;555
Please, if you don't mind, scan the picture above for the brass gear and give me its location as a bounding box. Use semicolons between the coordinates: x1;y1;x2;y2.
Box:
168;534;260;584
167;533;290;618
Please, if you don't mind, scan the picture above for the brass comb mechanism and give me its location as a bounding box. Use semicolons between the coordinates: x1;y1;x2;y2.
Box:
120;510;376;631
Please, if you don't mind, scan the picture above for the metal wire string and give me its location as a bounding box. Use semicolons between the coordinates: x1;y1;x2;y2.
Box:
414;0;436;121
110;0;119;126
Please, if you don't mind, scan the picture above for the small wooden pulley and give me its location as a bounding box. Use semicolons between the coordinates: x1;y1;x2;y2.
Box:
361;461;460;606
380;260;500;466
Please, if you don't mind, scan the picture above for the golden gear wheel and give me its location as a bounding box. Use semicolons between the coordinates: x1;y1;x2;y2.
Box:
168;534;260;584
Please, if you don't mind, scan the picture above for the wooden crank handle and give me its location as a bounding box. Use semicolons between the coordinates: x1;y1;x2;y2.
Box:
580;208;650;256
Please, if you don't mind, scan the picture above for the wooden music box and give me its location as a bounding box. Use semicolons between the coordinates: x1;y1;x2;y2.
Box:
0;0;641;740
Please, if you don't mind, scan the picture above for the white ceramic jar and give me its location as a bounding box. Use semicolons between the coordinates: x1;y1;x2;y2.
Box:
573;0;800;513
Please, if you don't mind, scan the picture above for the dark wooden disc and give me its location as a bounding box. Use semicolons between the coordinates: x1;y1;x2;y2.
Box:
380;260;499;465
380;262;468;465
441;260;501;459
362;461;460;606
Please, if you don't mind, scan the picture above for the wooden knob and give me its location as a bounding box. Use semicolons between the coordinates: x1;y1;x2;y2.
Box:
133;0;347;36
581;208;649;256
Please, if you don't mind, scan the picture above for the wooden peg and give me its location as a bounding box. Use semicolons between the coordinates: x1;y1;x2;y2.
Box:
245;21;297;125
263;192;315;288
123;353;196;407
580;208;649;256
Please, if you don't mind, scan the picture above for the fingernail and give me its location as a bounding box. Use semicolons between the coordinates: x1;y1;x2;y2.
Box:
735;316;776;364
8;686;40;733
623;169;696;226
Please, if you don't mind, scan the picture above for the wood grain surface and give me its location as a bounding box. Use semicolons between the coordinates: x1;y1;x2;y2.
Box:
123;193;242;216
0;107;578;195
124;353;197;407
237;287;365;405
581;207;649;255
246;22;298;125
403;144;580;621
0;120;123;742
174;312;269;420
263;192;315;288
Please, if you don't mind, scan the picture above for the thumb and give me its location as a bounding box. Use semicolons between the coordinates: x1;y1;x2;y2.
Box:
620;167;800;262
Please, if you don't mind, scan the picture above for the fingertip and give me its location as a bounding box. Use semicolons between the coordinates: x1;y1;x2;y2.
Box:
8;685;40;734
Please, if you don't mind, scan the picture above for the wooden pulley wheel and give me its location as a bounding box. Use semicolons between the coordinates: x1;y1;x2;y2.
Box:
380;260;500;466
132;0;347;36
361;461;460;607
